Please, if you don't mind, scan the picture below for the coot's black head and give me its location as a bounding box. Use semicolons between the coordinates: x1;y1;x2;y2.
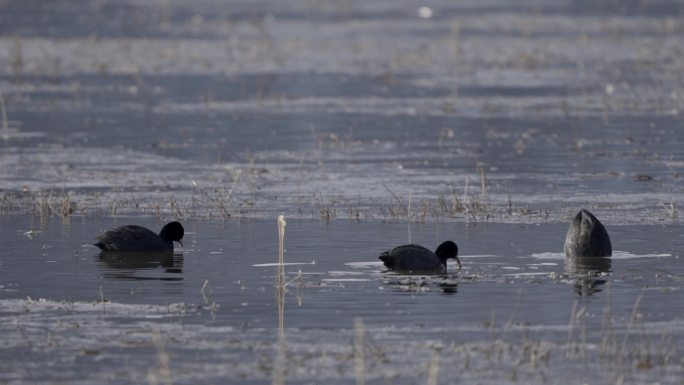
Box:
435;240;461;270
435;241;458;259
159;221;184;247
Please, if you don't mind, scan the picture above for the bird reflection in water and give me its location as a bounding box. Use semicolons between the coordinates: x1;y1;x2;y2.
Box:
565;257;611;296
381;275;459;295
97;251;184;281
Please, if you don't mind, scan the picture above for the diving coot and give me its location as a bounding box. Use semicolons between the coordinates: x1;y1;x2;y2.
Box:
379;241;460;275
564;209;611;258
95;221;184;252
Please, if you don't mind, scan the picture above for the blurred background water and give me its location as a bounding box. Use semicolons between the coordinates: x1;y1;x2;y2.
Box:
0;0;683;222
1;1;683;384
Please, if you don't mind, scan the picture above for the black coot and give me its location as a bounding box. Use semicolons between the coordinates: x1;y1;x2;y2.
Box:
95;221;184;253
379;241;460;275
564;209;612;258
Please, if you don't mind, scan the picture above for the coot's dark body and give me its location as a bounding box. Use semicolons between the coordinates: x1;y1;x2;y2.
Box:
95;222;184;253
379;241;460;275
564;209;611;258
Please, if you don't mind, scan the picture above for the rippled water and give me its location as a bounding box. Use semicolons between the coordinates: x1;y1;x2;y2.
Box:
1;0;683;222
1;0;684;383
1;217;683;383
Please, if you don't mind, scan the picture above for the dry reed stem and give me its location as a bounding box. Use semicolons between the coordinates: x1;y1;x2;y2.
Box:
489;308;497;338
272;215;287;385
480;167;487;196
272;330;286;385
277;215;286;289
296;270;303;306
0;91;8;130
567;300;578;358
227;169;243;198
504;288;524;330
152;331;173;385
463;176;469;202
200;280;210;304
600;284;616;363
354;317;365;385
408;190;412;220
99;286;105;315
382;183;403;207
200;280;217;319
427;351;440;385
618;293;643;364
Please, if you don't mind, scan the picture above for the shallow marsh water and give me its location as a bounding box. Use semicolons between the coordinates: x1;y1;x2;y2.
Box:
1;217;683;384
1;0;684;383
1;0;684;222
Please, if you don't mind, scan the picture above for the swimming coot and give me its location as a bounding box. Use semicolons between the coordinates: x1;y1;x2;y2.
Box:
379;241;460;275
564;209;611;258
95;221;184;252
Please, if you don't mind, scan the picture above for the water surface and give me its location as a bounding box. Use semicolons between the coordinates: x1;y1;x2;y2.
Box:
1;0;684;383
1;217;682;384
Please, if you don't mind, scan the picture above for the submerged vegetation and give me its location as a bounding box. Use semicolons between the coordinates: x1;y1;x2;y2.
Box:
0;179;678;225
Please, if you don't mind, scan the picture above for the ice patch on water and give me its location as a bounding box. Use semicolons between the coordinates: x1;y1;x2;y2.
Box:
530;252;565;259
328;271;368;276
0;128;46;140
503;272;556;277
344;261;384;268
612;251;671;259
530;251;671;260
0;298;196;318
252;261;317;267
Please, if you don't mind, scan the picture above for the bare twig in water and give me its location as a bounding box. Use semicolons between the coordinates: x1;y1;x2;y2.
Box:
227;169;243;198
200;280;217;319
275;214;287;339
407;190;412;220
479;166;487;196
169;196;183;217
277;215;286;289
661;202;677;219
273;215;288;385
463;176;469;202
382;182;403;206
282;270;303;289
